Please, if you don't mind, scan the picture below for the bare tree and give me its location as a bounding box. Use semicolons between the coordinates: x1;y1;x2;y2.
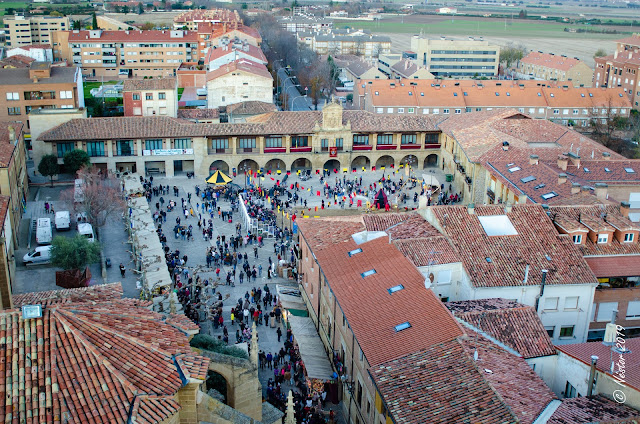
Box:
588;95;628;149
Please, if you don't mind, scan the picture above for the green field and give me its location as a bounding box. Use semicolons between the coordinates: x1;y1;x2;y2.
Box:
334;18;628;39
0;2;27;16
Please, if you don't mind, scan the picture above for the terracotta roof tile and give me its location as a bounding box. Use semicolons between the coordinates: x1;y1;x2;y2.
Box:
177;108;219;120
394;236;460;266
13;282;124;306
206;58;272;81
176;353;209;380
227;100;277;115
547;395;640;424
204;44;266;65
446;298;556;358
130;395;182;424
0;122;22;168
430;204;598;287
520;51;586;72
67;29;199;42
123;77;177;91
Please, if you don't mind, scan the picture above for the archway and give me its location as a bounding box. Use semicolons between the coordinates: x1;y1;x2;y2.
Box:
265;158;286;173
424;154;438;168
351;156;370;170
209;160;229;174
291;158;312;172
400;155;419;169
206;370;228;404
238;159;259;173
323;159;341;173
375;155;394;169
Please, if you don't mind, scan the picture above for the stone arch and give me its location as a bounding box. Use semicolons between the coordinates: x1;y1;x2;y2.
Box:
238;159;259;173
400;154;419;168
209;160;230;174
323;159;341;173
424;154;438;168
291;157;312;172
351;156;370;170
375;155;394;169
265;158;286;173
206;370;229;404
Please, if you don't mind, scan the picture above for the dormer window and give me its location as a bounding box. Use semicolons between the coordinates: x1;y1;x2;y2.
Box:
624;233;635;242
597;234;609;244
573;234;582;244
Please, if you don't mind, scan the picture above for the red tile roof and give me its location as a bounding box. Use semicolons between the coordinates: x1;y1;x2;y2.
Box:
227;100;277;115
446;298;556;358
204;44;266;65
206;58;272;81
123;77;177;91
0;298;209;423
12;282;124;306
177;108;219;120
0;122;21;168
585;256;640;278
393;236;460;266
520;51;586;72
429;204;598;288
130;395;182;424
372;333;556;424
547;395;640;424
557;337;640;391
68;29;199;42
297;218;463;365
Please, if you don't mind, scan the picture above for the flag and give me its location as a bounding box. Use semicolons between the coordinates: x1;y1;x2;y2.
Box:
277;170;282;175
372;166;376;171
316;190;321;196
381;166;385;171
362;167;365;172
316;169;320;174
307;188;311;191
352;168;356;173
277;180;280;186
270;177;275;181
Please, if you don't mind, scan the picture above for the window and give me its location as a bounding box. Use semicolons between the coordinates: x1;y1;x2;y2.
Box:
357;381;363;405
145;139;163;150
5;92;19;101
348;248;362;257
145;93;153;100
626;301;640;319
133;94;140;100
377;134;393;145
455;108;461;114
116;140;133;156
321;138;328;151
597;233;609;244
265;136;282;148
159;92;166;100
408;107;414;113
387;108;393;113
394;322;411;332
56;142;75;158
60;90;73;99
597;301;618;322
388;284;404;294
335;138;343;151
559;326;575;339
238;137;256;149
86;141;105;157
174;138;191;149
398;108;404;113
291;136;308;148
541;192;558;200
545;326;555;338
211;137;228;151
565;296;579;310
353;135;369;146
443;109;450;114
624;233;634;242
565;381;577;398
572;234;582;244
543;297;559;311
553;109;559;115
7;107;20;116
361;269;376;278
401;134;417;145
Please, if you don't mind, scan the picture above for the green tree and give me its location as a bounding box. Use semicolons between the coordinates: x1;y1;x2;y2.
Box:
63;149;90;175
38;154;60;187
500;43;527;68
594;48;608;58
51;234;101;271
92;12;98;29
122;5;130;13
242;2;248;9
72;19;82;30
138;2;144;14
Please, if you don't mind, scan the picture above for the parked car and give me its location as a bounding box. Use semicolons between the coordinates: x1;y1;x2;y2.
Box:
23;246;52;265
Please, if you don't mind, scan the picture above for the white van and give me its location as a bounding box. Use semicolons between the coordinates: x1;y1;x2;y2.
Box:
78;223;95;243
23;246;52;265
36;218;52;245
55;211;70;231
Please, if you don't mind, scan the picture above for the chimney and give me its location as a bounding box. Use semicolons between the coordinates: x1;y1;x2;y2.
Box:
558;173;567;185
523;264;530;284
8;126;15;144
587;355;599;397
581;185;590;193
557;155;568;171
568;152;580;168
571;183;581;194
621;201;631;218
502;141;509;151
595;183;608;200
467;203;475;215
529;154;539;165
504;203;512;213
602;151;611;160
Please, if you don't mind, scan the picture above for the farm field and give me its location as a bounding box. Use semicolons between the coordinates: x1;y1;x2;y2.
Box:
0;2;27;16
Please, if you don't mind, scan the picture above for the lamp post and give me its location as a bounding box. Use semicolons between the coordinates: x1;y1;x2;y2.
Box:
292;95;310;111
282;75;297;110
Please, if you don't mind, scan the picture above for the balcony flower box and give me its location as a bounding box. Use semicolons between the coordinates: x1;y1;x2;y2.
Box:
290;147;312;153
400;144;421;150
353;145;373;151
264;147;287;154
376;145;397;150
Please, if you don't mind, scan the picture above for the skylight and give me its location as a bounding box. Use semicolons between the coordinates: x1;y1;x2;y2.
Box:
485;257;492;263
581;93;585;97
478;215;518;236
463;91;468;96
545;254;552;261
388;284;405;294
394;322;411;332
521;176;537;183
348;248;363;257
605;168;612;173
583;167;590;173
541;192;559;200
625;168;635;173
508;166;521;173
589;93;593;97
495;92;499;96
550;93;555;97
620;93;624;97
361;269;377;278
420;92;424;96
537;92;542;96
506;92;511;96
534;184;546;190
454;92;458;96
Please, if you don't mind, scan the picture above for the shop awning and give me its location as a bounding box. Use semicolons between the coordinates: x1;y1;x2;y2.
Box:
287;315;335;380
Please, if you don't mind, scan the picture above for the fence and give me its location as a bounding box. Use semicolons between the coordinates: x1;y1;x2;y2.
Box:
238;194;276;238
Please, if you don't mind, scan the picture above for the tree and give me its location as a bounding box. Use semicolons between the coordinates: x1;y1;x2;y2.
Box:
138;2;144;14
518;9;527;18
122;5;130;13
65;167;125;232
327;55;340;95
594;48;607;58
500;43;527;68
64;150;90;175
72;19;82;30
242;2;248;8
92;12;98;29
140;22;156;30
588;95;628;149
38;154;60;187
51;234;101;271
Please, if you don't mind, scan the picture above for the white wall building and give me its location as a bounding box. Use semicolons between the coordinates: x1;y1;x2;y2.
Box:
7;45;53;62
204;44;267;72
205;59;273;108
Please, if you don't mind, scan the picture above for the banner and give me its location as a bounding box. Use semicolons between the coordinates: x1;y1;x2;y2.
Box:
329;147;338;157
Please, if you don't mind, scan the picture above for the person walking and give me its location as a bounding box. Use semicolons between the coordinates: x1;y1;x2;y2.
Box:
119;263;126;277
277;326;282;342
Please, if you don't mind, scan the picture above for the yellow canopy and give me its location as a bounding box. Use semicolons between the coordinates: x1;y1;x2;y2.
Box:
206;170;233;185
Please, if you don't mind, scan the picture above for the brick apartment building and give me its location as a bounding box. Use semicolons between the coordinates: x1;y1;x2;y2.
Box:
0;62;83;128
594;34;640;108
3;14;69;48
516;51;593;87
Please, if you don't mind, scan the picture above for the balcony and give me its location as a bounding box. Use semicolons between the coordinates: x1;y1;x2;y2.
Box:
376;144;397;150
487;188;495;202
208;148;230;155
236;147;258;154
400;144;421;150
264;147;286;154
290;146;312;153
353;144;372;151
424;143;441;149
